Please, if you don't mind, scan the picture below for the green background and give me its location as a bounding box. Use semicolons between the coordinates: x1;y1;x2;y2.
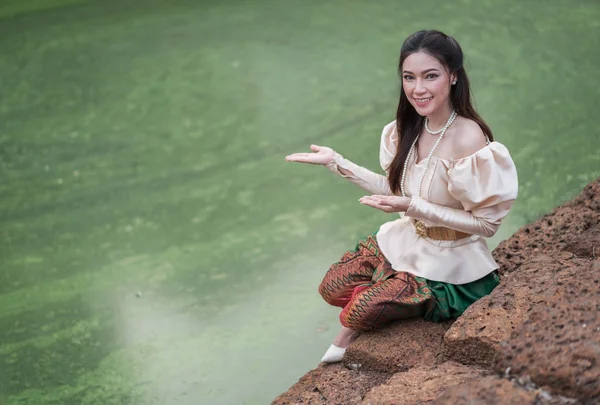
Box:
1;0;599;404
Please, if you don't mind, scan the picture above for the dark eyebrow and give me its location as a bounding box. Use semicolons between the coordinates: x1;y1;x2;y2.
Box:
402;68;441;74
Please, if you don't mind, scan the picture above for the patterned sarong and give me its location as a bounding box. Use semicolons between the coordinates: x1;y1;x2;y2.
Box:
319;234;499;331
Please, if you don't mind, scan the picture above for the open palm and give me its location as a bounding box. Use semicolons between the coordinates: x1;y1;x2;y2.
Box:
285;144;335;165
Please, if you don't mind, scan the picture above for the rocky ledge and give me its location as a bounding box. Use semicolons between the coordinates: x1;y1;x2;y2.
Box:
273;178;600;405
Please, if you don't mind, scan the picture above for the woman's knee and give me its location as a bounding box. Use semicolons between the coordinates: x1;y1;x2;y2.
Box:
339;308;378;332
317;279;330;301
318;278;345;306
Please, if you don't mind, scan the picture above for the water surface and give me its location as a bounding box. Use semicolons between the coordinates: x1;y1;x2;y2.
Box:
1;0;599;404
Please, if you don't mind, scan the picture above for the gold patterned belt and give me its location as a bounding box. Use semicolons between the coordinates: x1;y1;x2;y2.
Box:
412;219;472;241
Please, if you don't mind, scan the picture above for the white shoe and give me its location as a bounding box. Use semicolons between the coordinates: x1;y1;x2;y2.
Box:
320;344;346;363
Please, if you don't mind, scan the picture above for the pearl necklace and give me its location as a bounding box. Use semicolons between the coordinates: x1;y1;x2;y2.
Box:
401;110;457;198
424;113;454;134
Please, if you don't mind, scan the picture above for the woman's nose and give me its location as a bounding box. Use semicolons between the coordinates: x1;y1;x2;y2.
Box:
415;80;426;93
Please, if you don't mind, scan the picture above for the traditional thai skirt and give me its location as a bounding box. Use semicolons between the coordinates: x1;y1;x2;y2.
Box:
318;234;499;331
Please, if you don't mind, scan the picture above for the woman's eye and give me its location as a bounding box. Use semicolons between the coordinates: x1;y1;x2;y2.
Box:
426;74;439;79
403;75;413;80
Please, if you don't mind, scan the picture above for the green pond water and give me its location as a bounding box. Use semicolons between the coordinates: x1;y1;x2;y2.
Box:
1;0;599;404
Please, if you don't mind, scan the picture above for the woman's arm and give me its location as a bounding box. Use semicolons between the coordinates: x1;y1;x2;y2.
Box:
325;153;391;195
358;194;502;237
286;145;392;196
405;196;501;237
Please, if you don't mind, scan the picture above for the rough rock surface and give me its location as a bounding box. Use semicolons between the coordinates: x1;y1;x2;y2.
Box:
343;319;451;374
495;262;600;403
493;178;600;276
563;223;600;258
360;362;487;405
441;178;600;368
441;254;592;367
433;376;582;405
272;363;390;405
493;206;600;277
569;179;600;212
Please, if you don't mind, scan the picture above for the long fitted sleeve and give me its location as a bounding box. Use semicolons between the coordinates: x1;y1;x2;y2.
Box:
325;154;391;195
406;196;500;237
405;142;518;237
324;120;397;196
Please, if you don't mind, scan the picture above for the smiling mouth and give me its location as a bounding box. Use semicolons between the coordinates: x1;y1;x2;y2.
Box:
414;97;432;104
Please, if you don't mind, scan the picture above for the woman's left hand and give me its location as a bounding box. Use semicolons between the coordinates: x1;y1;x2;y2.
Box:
359;195;411;213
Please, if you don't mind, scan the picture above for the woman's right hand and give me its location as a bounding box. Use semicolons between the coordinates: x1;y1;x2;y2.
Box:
285;145;336;165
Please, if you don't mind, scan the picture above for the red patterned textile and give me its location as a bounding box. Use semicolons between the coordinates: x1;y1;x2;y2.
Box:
319;235;435;331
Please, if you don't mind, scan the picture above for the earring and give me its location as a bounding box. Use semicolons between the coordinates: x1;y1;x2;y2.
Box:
452;80;457;85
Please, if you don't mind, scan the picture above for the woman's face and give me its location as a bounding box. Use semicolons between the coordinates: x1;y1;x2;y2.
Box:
401;51;455;117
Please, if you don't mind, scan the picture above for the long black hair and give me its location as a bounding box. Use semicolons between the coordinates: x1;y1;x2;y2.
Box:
388;30;494;194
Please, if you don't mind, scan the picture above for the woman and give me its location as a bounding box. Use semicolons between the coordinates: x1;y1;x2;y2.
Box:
285;30;518;363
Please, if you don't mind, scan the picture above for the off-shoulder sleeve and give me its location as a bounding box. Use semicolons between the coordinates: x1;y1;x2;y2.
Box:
324;121;396;195
406;142;518;237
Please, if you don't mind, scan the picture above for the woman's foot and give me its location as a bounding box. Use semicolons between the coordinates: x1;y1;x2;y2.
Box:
321;326;361;363
333;326;361;348
320;344;346;363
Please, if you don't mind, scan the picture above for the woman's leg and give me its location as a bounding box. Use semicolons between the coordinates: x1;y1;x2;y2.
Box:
340;270;434;331
319;235;385;308
332;326;361;347
319;235;384;363
321;269;434;363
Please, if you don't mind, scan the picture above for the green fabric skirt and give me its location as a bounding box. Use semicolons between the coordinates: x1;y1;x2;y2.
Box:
418;271;500;322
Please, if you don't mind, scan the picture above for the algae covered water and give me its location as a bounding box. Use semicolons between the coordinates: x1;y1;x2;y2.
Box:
1;0;599;404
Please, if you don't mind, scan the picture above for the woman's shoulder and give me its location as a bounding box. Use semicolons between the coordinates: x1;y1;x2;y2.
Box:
446;117;515;170
448;117;488;160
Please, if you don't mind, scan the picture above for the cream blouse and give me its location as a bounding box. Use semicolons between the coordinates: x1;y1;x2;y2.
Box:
325;121;519;284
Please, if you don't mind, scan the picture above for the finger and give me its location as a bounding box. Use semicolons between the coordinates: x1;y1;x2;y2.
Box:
359;196;397;211
368;195;396;207
285;153;312;160
360;196;385;205
370;195;391;201
358;197;374;205
377;199;395;207
310;145;321;152
359;199;393;213
359;197;387;208
285;155;317;163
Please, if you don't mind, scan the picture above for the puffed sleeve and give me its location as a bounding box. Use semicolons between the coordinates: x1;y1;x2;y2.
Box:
324;121;396;195
405;142;518;237
379;120;398;173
